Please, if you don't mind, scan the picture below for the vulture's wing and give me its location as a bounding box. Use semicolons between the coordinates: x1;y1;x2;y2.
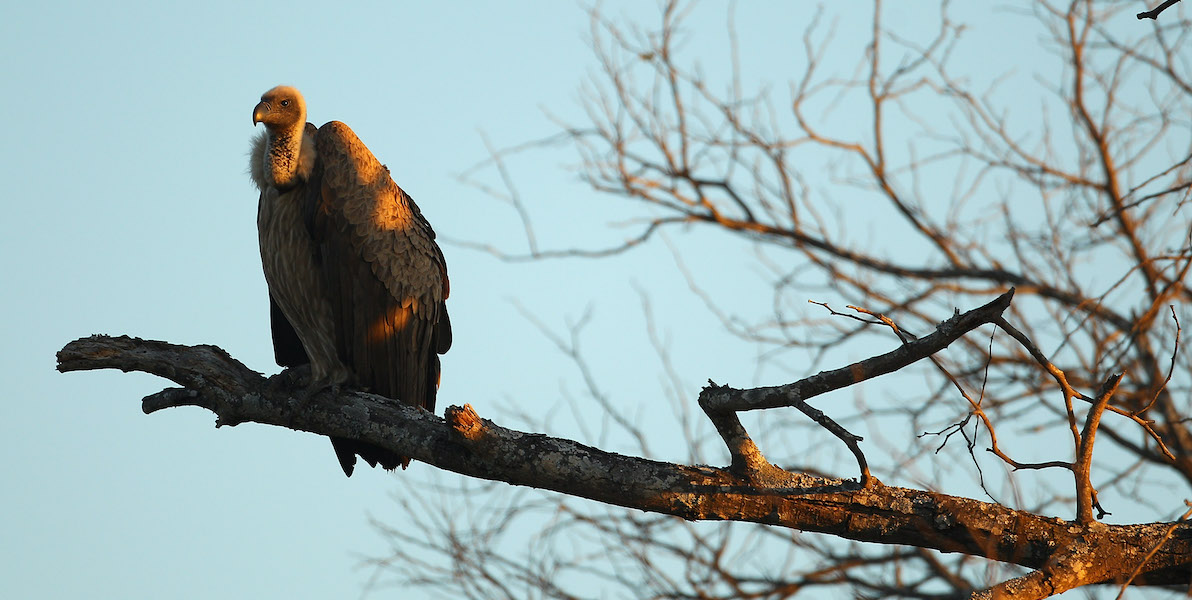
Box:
262;122;319;372
307;120;451;415
268;294;309;368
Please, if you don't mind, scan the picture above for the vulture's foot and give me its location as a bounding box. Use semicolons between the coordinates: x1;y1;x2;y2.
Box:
298;380;342;406
275;364;311;390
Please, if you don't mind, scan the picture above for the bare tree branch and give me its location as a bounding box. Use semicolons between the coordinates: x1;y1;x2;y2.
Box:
54;333;1192;591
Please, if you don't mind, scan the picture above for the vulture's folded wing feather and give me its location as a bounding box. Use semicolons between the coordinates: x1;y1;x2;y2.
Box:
308;121;450;415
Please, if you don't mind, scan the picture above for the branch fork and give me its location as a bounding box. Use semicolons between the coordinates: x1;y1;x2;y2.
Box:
697;290;1018;489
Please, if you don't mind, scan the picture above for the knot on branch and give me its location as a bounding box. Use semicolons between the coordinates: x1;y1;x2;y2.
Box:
446;404;486;441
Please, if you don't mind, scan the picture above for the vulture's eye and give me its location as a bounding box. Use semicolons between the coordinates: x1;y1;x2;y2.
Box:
280;99;290;107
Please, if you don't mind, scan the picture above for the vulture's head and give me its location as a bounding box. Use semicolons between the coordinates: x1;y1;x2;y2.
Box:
253;86;306;131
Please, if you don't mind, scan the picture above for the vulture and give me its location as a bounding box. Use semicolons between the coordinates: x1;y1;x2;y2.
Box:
249;85;451;476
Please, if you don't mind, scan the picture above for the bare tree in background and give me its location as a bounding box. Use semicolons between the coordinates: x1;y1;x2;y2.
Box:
367;1;1192;598
56;1;1192;598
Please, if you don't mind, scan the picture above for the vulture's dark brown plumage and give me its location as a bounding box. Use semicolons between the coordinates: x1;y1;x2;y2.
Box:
250;85;451;476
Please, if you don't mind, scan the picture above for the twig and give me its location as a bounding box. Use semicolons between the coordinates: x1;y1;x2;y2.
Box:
1134;306;1180;415
1137;0;1182;20
704;290;1014;414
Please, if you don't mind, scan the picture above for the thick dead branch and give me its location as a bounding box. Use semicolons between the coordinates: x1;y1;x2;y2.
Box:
56;333;1192;588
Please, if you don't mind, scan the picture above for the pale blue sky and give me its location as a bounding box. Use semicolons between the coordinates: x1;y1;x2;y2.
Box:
1;3;768;597
1;1;1178;598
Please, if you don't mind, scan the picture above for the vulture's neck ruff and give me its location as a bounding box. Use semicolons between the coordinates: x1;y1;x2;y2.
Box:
262;127;314;191
249;127;316;193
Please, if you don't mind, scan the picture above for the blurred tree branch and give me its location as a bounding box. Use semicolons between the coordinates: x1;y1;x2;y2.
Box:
429;0;1192;597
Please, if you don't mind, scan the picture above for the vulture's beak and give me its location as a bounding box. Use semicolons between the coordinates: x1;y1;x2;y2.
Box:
252;101;269;125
